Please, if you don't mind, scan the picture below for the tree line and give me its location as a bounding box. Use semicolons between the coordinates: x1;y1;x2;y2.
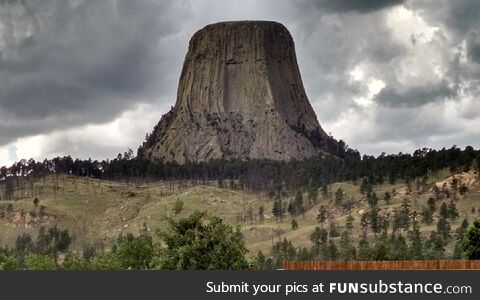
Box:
2;145;479;198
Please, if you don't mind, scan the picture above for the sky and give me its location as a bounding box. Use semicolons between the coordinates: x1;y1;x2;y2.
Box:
1;0;479;167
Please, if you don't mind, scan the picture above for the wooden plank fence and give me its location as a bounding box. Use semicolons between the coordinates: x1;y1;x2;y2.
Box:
283;260;480;270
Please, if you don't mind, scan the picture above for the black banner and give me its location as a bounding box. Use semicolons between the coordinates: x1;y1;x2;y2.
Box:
0;270;478;299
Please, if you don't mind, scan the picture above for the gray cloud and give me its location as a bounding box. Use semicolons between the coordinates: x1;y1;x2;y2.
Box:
307;0;406;14
1;0;480;164
467;40;480;64
0;0;190;144
376;81;456;107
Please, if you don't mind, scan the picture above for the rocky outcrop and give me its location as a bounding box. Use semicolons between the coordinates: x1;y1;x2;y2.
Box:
140;21;335;164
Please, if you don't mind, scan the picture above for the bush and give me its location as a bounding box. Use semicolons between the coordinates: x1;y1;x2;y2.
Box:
0;253;17;270
156;211;249;270
24;254;57;270
116;233;156;269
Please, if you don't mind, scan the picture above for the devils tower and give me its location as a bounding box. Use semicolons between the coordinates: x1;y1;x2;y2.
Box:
140;21;335;164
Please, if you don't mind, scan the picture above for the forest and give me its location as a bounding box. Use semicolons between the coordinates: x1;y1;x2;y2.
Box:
1;144;480;270
2;145;479;196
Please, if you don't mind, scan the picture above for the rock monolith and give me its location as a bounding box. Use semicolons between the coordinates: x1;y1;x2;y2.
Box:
140;21;335;164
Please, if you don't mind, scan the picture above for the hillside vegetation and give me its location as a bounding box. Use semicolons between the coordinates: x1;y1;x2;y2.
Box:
1;169;479;259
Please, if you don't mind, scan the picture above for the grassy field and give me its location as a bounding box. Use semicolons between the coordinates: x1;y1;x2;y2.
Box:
1;170;479;257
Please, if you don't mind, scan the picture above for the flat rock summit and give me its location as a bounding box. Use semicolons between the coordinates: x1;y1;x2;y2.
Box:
140;21;336;164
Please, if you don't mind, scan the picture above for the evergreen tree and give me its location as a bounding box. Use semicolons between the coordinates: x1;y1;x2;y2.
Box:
258;206;265;224
317;205;328;228
329;222;340;239
425;231;446;259
173;199;184;215
453;219;469;259
421;205;434;225
408;221;424;260
289;192;305;216
345;214;355;234
369;206;380;238
459;184;468;196
383;191;392;204
334;188;344;206
367;191;378;208
320;185;328;198
325;241;338;261
447;200;459;220
272;198;286;222
360;178;372;195
400;198;411;229
310;227;328;249
439;202;449;219
357;233;371;260
389;234;409;260
339;231;356;260
463;219;480;259
296;247;313;261
427;197;436;212
271;239;296;268
307;187;318;205
436;217;451;242
291;219;298;230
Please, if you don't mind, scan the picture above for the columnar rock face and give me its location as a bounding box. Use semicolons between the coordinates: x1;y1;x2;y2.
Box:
140;21;334;164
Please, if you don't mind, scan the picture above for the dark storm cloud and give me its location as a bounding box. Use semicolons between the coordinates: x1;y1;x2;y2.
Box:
281;0;480;152
407;0;480;60
467;40;480;64
376;81;456;107
0;0;190;145
308;0;406;14
280;1;406;122
1;0;480;162
373;105;460;142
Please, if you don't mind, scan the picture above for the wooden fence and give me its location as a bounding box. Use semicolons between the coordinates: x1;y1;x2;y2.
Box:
283;260;480;270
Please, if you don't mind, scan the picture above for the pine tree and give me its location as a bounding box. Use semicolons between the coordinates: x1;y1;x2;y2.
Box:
292;192;305;215
345;214;354;234
258;206;265;224
357;232;371;260
436;217;451;242
291;219;298;230
421;205;434;225
439;202;448;219
321;185;328;198
369;205;380;238
447;200;459;220
427;197;436;212
334;188;344;206
307;187;318;205
399;198;411;230
463;219;480;259
339;231;356;260
408;221;424;260
367;191;378;208
383;191;392;204
360;178;372;195
310;226;328;248
317;205;328;228
425;231;446;259
272;196;286;222
323;241;338;261
329;222;340;239
453;219;469;259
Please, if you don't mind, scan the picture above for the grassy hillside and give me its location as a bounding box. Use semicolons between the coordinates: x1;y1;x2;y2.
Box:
1;170;479;257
